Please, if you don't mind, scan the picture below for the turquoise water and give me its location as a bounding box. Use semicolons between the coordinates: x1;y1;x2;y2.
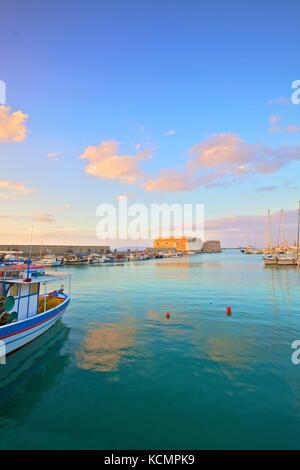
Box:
1;250;300;450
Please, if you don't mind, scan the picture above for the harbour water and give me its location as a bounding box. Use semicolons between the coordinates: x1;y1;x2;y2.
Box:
1;250;300;450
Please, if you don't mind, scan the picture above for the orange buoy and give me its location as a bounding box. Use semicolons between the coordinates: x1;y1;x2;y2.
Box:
165;311;171;319
226;306;232;316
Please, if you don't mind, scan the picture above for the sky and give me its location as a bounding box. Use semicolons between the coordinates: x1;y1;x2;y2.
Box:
0;0;300;248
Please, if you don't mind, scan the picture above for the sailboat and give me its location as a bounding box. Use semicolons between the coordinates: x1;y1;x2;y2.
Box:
263;210;277;265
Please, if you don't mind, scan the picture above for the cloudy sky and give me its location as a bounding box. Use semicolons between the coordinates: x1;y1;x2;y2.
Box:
0;0;300;248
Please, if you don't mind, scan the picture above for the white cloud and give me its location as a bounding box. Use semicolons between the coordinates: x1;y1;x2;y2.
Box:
164;129;176;137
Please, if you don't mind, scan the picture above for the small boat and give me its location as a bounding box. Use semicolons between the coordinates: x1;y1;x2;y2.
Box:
0;263;44;279
244;246;262;255
62;256;88;265
36;255;62;267
0;261;71;355
102;255;117;263
263;255;278;266
276;255;297;266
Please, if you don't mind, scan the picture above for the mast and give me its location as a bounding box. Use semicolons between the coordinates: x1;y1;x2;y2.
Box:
297;200;300;260
282;209;285;247
268;209;272;251
277;209;283;249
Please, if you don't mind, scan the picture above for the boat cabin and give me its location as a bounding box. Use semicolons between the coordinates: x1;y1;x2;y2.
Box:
0;268;70;326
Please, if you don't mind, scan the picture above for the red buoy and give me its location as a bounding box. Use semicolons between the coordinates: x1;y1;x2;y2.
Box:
226;306;232;316
165;311;171;319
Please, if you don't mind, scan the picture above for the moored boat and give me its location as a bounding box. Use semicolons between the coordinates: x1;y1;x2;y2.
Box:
36;255;62;267
276;255;297;266
0;262;71;355
263;255;278;266
62;256;88;265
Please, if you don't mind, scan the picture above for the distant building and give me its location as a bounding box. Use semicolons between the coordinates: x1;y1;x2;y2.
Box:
201;240;221;252
153;237;203;252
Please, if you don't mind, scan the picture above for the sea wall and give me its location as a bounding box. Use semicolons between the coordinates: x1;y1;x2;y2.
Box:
0;244;110;256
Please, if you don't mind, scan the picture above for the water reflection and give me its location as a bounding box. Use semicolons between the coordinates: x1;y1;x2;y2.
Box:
265;266;297;312
77;318;137;372
0;321;70;422
205;336;253;369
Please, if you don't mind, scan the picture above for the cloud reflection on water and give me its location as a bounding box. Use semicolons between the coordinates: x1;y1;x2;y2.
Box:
77;319;137;372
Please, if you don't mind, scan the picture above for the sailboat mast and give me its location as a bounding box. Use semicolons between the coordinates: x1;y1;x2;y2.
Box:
268;209;272;251
277;209;282;248
296;200;300;260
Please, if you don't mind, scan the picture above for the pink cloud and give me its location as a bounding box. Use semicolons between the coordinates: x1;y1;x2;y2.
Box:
32;212;56;223
205;208;299;247
268;96;291;105
0;180;34;200
0;106;28;143
80;134;300;193
269;114;281;125
269;125;300;133
144;133;300;191
80;140;152;184
144;169;199;192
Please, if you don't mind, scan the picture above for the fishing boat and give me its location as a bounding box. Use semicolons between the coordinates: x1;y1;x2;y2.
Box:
102;255;117;263
88;254;119;264
37;254;62;267
62;256;88;265
0;262;43;279
0;261;70;355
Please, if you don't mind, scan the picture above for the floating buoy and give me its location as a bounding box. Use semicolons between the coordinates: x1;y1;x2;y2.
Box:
165;311;171;319
226;306;232;316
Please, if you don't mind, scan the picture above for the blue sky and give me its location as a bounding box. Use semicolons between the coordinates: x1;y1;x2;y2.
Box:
0;0;300;247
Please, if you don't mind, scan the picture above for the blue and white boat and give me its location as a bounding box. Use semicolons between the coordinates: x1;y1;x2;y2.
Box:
0;261;71;355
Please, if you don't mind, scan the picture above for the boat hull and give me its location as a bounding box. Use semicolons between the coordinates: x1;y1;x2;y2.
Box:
0;295;70;355
264;258;278;266
39;261;62;267
277;259;296;266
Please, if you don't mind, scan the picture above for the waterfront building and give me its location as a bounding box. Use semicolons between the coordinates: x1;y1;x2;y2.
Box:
153;237;203;252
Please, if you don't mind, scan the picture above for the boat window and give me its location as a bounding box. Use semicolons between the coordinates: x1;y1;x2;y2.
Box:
9;283;19;297
30;283;39;295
